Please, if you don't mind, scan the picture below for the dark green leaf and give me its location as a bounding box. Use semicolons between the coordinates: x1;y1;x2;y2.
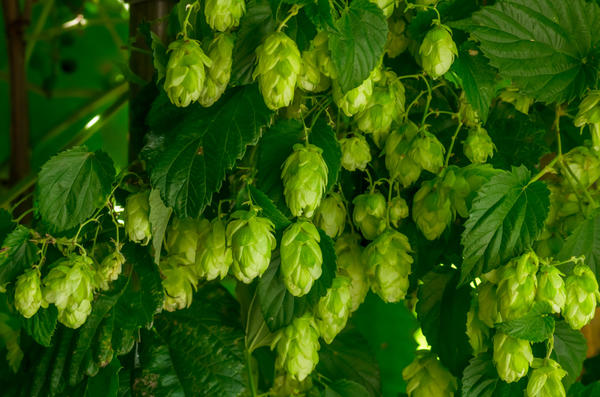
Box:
310;117;342;192
85;358;120;397
249;186;292;233
461;166;550;283
149;189;172;265
305;0;335;30
568;382;600;397
329;0;387;93
37;146;115;232
150;32;167;83
462;353;525;397
407;0;479;41
0;225;37;287
0;209;14;244
22;306;58;348
552;320;588;389
305;229;337;307
558;210;600;280
496;309;555;343
325;379;370;397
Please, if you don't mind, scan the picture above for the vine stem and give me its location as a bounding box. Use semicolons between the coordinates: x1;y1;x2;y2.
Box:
444;122;463;167
180;1;199;38
245;348;258;397
526;156;559;188
420;75;433;127
277;4;302;32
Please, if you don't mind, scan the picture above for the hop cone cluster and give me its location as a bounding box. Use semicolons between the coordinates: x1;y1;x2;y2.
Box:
497;252;539;321
165;217;200;265
419;25;457;79
564;263;599;330
314;276;352;343
164;39;212;107
125;191;151;245
195;218;232;280
339;134;372;172
385;121;422;187
274;314;320;381
463;127;495;164
14;268;43;319
161;258;197;312
493;332;533;383
412;179;452;240
314;193;346;239
281;221;323;297
352;192;387;240
402;351;458;397
282;143;328;218
204;0;245;32
199;33;234;107
335;233;369;312
526;359;567;397
536;264;566;314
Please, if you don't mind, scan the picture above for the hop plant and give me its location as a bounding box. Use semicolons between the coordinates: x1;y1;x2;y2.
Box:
195;218;232;280
314;276;352;343
419;25;457;79
526;359;567;397
466;299;490;355
14;268;42;318
313;193;346;239
463;127;495;164
352;192;387;240
536;264;566;314
386;17;410;58
335;233;369;312
408;131;445;174
254;32;301;110
493;332;533;383
389;196;409;228
165;217;200;265
124;191;151;245
312;31;336;79
204;0;245;32
96;250;125;291
199;33;234;107
402;351;458;397
477;281;502;327
369;0;395;17
333;74;375;117
43;255;96;329
281;143;328;218
564;263;599;330
227;210;276;283
574;90;600;150
562;146;600;190
497;252;539;321
164;39;212;107
161;258;197;312
363;230;413;302
274;313;320;381
298;49;326;92
280;221;323;297
457;92;480;128
339;134;372;172
385;121;422;187
412;180;452;240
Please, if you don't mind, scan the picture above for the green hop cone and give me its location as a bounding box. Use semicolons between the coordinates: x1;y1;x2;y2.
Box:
227;210;276;283
254;32;301;110
477;281;502;327
195;218;232;280
463;127;495;164
526;359;567;397
562;146;600;190
389;196;409;228
14;268;42;318
199;33;234;107
363;230;413;302
564;263;599;330
574;91;600;150
204;0;245;31
281;143;328;218
493;332;533;383
457;92;480;127
314;193;346;239
415;0;438;4
385;121;422;187
312;31;336;79
281;221;323;297
339;134;372;172
165;217;200;265
43;255;96;329
352;192;387;240
314;276;352;343
412;180;452;240
335;233;369;312
369;0;394;17
402;351;458;397
274;313;320;381
161;258;197;312
386;17;410;58
419;25;457;79
500;86;534;115
298;49;327;92
270;372;315;397
497;252;539;321
333;74;375;117
408;131;445;174
96;250;125;291
466;298;490;355
536;264;566;314
124;191;151;245
164;39;212;107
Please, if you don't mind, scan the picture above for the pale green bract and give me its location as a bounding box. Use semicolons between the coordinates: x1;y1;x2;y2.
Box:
204;0;245;32
124;191;152;245
408;131;445;174
412;179;452;241
96;250;125;291
280;221;323;297
419;25;457;79
164;39;212;107
497;252;539;321
313;193;346;239
195;218;232;280
526;359;567;397
273;313;320;381
352;192;387;240
335;233;369;312
389;196;409;228
564;263;599;330
466;298;490;355
477;281;502;328
199;33;234;107
160;257;198;312
164;217;200;265
493;332;533;383
314;275;352;344
14;268;42;319
385;121;422;187
535;264;566;314
402;350;457;397
463;127;495;164
339;134;372;172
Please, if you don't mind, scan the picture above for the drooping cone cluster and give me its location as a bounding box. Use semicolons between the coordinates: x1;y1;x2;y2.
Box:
227;210;276;283
314;276;352;343
96;249;125;291
335;233;369;312
497;252;539;320
125;191;151;245
402;351;458;397
412;179;452;240
204;0;246;32
385;121;422;187
160;256;198;312
352;192;387;240
164;39;212;107
281;221;323;297
43;255;96;328
536;264;566;314
363;230;413;302
564;263;599;329
14;268;43;318
526;359;567;397
199;33;234;107
389;196;409;228
273;313;321;381
313;193;346;239
574;91;600;151
254;32;302;110
281;143;328;218
493;332;533;383
339;134;372;172
419;25;457;79
463;127;495;164
195;218;232;280
165;217;200;265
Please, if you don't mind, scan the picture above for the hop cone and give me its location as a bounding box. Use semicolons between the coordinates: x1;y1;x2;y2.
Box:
314;276;352;343
477;281;502;327
466;299;490;355
389;196;409;228
493;332;533;383
526;359;567;397
165;217;200;265
314;193;346;239
562;146;600;190
497;252;539;321
164;39;212;107
298;49;327;92
385;121;422;187
204;0;245;32
363;230;413;302
339;134;372;172
254;32;301;110
402;351;458;397
574;91;600;148
335;233;369;312
281;143;328;218
419;25;457;79
96;250;125;291
412;180;452;240
161;258;197;312
281;221;323;297
352;192;387;240
408;131;445;174
14;268;42;318
274;313;320;381
458;93;480;128
386;17;409;58
227;210;276;283
124;191;151;245
270;373;315;397
333;75;375;117
313;31;336;79
464;127;495;164
199;33;234;107
564;263;599;330
369;0;394;17
536;264;566;314
195;218;232;280
500;86;534;115
43;255;96;329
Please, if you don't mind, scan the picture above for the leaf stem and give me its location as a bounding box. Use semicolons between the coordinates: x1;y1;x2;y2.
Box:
245;348;258;397
420;75;433;127
277;4;302;32
181;1;199;38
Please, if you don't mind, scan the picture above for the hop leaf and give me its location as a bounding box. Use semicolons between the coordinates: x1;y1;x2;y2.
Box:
352;192;387;240
204;0;246;32
314;193;346;239
280;221;323;297
402;350;458;397
419;25;457;79
389;196;409;228
164;39;212;107
463;127;495;164
536;264;566;314
339;134;372;172
526;359;567;397
125;191;152;245
564;263;599;330
199;33;235;107
314;276;352;343
493;332;533;383
195;218;232;280
335;233;369;312
14;268;42;319
412;180;452;241
273;313;320;381
384;121;422;187
160;257;197;312
497;252;539;321
165;217;200;265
